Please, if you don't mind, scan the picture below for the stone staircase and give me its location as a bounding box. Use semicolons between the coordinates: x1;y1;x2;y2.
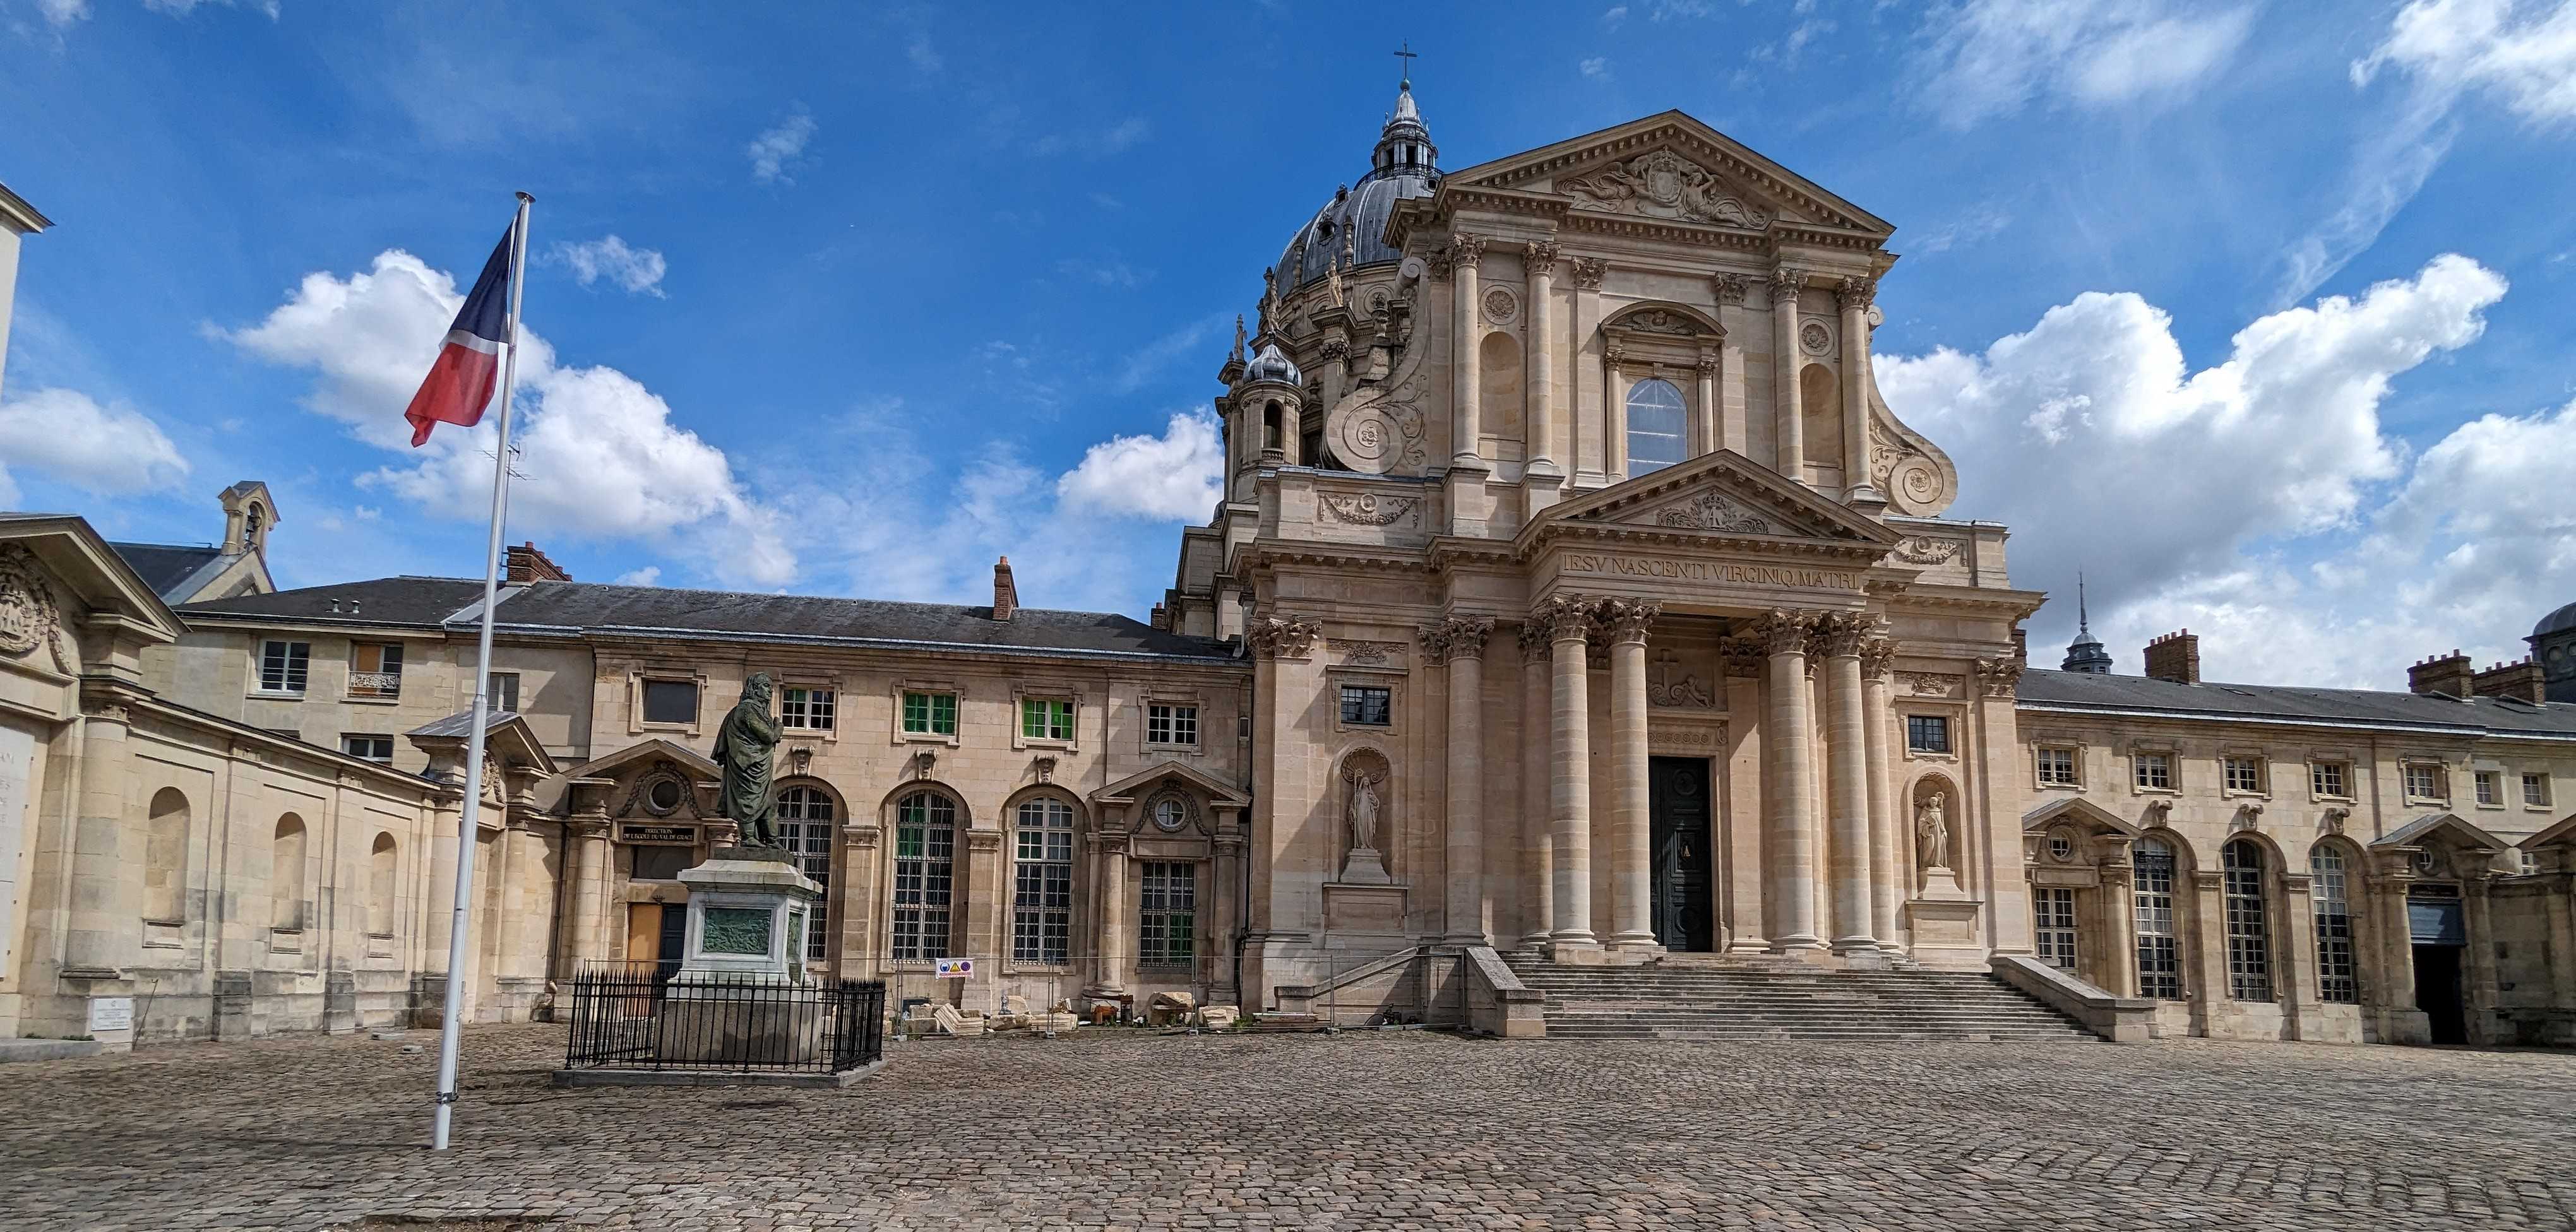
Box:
1501;952;2102;1043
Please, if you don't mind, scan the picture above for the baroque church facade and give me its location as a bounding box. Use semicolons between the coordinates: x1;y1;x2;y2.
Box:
3;92;2574;1051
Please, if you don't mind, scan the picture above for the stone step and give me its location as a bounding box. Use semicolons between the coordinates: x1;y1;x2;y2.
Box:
1501;959;2099;1043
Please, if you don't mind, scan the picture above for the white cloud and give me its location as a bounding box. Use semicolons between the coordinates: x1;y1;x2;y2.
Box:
220;249;794;586
906;32;941;73
1112;316;1224;395
0;387;191;504
1031;117;1149;158
1580;56;1611;81
612;564;662;586
1056;412;1226;521
551;235;668;297
143;0;280;16
1914;201;2013;253
1880;254;2524;687
1054;256;1145;288
1915;0;2257;128
1601;5;1629;26
36;0;88;27
748;112;816;185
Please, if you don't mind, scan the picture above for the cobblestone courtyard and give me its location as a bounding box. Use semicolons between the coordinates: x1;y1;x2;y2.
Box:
3;1025;2573;1231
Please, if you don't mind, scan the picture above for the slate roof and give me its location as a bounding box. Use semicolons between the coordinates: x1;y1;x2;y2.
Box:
407;709;524;739
105;541;229;603
2018;668;2576;739
178;578;1239;663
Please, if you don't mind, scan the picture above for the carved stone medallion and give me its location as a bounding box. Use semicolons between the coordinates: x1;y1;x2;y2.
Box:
1560;149;1774;230
0;544;58;658
1799;318;1835;357
1653;492;1772;534
1481;287;1518;324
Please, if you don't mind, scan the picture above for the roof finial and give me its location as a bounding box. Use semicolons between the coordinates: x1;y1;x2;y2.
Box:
2078;571;2091;634
1394;42;1416;90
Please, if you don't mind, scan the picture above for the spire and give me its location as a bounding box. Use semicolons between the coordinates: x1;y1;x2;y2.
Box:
1373;45;1436;173
2061;571;2113;674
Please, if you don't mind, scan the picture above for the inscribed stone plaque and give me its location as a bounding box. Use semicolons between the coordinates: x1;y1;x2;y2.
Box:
701;906;772;955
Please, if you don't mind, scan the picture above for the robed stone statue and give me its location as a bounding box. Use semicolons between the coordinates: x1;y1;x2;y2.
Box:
1914;791;1951;871
712;672;784;850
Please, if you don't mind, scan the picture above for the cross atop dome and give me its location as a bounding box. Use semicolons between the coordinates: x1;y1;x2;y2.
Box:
1375;45;1434;173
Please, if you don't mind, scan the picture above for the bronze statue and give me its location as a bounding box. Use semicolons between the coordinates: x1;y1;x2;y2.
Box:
712;672;784;850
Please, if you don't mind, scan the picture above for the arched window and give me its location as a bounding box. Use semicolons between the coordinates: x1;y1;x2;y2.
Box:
1624;379;1687;476
2310;844;2358;1004
144;788;189;922
890;791;957;962
271;814;307;932
367;832;398;937
777;785;836;961
2133;838;2181;999
1012;797;1075;965
2222;839;2272;1001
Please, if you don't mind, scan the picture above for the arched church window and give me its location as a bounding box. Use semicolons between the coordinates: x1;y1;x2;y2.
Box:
1011;797;1075;964
890;791;955;962
2222;839;2272;1002
777;785;835;961
1625;379;1686;476
2133;838;2181;999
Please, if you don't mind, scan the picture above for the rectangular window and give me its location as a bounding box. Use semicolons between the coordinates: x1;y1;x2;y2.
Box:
1138;862;1196;968
901;690;958;736
2222;843;2272;1002
2133;752;2173;791
641;679;698;726
780;686;837;732
1339;685;1392;726
1905;715;1951;755
890;794;957;961
258;640;311;694
2404;763;2445;802
1147;702;1200;747
2134;843;2181;1000
2526;773;2552;807
487;671;520;714
2311;761;2349;799
1011;798;1075;965
2034;887;2078;970
349;643;403;699
776;786;836;961
2224;757;2264;794
2310;848;2358;1005
340;734;394;764
2036;747;2078;786
1020;697;1074;742
2475;771;2500;806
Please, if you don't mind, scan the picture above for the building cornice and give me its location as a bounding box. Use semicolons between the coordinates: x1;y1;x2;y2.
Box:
2012;699;2576;743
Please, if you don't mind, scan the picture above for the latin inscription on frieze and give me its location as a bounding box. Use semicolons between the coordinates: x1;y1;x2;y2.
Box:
1560;552;1861;593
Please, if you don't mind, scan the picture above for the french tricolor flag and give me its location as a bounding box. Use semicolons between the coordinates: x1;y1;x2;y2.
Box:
402;227;515;447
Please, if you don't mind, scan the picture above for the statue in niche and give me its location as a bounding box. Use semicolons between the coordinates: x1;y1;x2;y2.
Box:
712;672;784;852
1914;791;1950;871
1349;771;1382;852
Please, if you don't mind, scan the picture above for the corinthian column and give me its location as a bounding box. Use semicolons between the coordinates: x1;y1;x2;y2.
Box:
1755;610;1822;951
1525;241;1561;483
1818;614;1877;955
1769;266;1806;483
1859;636;1902;947
1429;617;1495;945
1837;276;1883;507
1540;595;1598;950
1518;622;1555;947
1450;233;1486;468
1597;598;1661;951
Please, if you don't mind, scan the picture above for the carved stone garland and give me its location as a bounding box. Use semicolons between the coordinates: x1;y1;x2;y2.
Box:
1316;492;1421;526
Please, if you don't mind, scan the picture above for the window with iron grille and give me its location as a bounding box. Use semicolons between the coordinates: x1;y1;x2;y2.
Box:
780;687;836;732
1147;702;1199;747
2222;839;2272;1002
2134;839;2181;999
777;785;835;960
1905;714;1950;755
2036;747;2078;786
1012;797;1074;964
1138;862;1196;968
349;643;403;699
2525;773;2552;807
2034;887;2078;970
2134;752;2173;790
890;792;955;961
1339;685;1392;726
2404;763;2444;801
2224;757;2263;793
2311;760;2349;798
258;640;311;694
1021;697;1074;742
2310;846;2358;1004
2475;771;2500;806
901;691;957;735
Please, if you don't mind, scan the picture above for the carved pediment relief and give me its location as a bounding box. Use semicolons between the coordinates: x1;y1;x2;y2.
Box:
1559;148;1773;230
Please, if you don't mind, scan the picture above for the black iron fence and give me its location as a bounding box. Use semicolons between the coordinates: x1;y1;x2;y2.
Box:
561;961;886;1074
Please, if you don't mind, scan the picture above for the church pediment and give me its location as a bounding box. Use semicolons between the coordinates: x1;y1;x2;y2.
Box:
1524;451;1900;551
1439;112;1890;240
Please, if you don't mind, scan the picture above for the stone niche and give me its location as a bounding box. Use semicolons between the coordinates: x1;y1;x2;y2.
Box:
1324;747;1408;947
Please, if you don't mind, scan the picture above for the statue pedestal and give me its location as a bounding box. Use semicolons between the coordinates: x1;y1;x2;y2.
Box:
1339;846;1392;885
654;856;825;1066
1905;865;1985;972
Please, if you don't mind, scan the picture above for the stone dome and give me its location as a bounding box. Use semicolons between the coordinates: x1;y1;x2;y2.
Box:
1242;343;1301;387
1273;82;1439;294
2536;601;2576;640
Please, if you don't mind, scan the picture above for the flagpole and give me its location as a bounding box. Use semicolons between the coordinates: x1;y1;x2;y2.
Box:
432;191;532;1152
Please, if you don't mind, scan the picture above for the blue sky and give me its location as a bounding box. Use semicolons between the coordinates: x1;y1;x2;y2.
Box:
2;0;2572;688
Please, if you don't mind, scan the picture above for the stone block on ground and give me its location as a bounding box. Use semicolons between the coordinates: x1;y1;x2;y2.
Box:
932;1003;964;1036
1200;1005;1240;1029
1033;1011;1079;1031
1147;991;1196;1026
1003;994;1029;1017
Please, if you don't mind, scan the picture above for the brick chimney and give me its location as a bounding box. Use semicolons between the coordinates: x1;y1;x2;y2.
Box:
2143;630;2201;685
1150;602;1169;631
2472;657;2545;704
2408;650;2476;697
992;556;1018;622
504;542;570;583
